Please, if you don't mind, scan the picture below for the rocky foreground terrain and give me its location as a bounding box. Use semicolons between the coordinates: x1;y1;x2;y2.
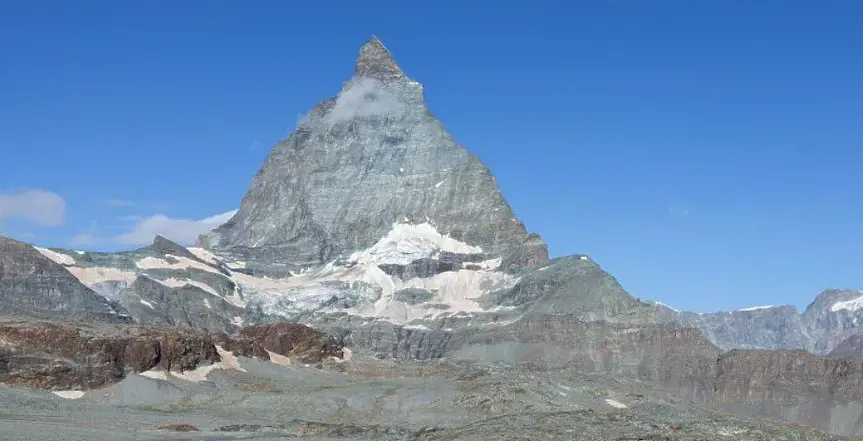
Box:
2;37;863;440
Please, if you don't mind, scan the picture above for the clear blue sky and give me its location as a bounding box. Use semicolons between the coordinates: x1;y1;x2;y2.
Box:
1;1;860;312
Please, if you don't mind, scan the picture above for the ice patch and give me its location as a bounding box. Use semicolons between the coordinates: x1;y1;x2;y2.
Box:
140;299;155;309
52;390;85;399
34;247;76;265
736;305;776;312
605;398;628;409
831;296;863;312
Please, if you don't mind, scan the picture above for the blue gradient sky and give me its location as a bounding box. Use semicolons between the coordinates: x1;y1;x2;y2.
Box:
1;1;860;312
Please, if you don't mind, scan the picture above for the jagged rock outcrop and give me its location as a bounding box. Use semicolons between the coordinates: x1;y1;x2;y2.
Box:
215;322;344;364
0;237;130;324
198;36;548;275
0;320;344;390
0;320;218;390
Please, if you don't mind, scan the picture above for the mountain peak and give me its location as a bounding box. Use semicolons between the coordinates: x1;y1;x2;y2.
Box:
355;35;403;81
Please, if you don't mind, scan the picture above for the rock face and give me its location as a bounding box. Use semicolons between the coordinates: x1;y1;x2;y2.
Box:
216;322;344;364
0;320;218;389
0;237;130;324
198;36;547;274
0;320;343;390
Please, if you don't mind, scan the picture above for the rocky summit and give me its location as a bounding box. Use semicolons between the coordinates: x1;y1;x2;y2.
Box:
197;36;548;275
2;37;863;440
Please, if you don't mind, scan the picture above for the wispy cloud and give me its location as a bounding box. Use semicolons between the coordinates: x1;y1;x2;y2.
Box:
299;78;406;132
0;190;66;227
112;210;237;246
105;199;134;207
668;206;690;218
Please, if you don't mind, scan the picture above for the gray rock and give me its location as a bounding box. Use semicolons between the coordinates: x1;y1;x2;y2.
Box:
198;36;548;274
0;237;130;324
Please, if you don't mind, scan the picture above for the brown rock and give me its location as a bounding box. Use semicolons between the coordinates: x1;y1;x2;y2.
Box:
158;423;200;432
0;320;344;391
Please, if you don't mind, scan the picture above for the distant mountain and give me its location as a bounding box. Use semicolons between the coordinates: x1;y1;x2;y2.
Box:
651;288;863;356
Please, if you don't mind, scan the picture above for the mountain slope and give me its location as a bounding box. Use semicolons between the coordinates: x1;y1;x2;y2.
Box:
0;237;130;324
197;36;547;275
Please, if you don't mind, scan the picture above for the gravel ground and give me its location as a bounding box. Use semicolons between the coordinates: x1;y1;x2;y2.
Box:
0;356;853;441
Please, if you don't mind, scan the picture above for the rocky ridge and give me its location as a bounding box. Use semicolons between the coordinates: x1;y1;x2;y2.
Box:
653;288;863;356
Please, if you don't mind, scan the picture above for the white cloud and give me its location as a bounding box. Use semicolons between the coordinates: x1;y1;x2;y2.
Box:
68;233;97;246
329;78;404;123
113;210;237;246
0;190;66;227
299;78;405;131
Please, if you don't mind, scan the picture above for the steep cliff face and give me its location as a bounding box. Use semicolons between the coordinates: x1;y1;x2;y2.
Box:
0;237;130;324
198;37;547;275
803;289;863;355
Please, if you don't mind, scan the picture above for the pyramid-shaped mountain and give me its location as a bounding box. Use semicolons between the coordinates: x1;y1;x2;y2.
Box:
198;37;548;274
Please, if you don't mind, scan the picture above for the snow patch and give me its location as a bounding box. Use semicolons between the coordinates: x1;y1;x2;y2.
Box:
650;300;679;313
140;299;155;309
139;370;168;381
66;266;136;286
266;350;292;366
605;398;628;409
736;305;776;312
186;247;220;265
203;298;211;309
52;390;85;400
170;345;245;382
34;247;76;265
230;316;244;327
73;250;85;255
831;296;863;312
158;277;221;297
136;255;221;274
348;222;482;266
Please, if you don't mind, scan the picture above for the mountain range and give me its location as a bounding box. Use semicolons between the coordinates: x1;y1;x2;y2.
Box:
1;36;862;440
